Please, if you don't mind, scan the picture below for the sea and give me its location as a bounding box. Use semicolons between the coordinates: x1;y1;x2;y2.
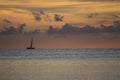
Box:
0;48;120;80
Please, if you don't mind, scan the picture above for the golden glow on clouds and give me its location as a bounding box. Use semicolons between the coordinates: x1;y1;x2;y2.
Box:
0;0;78;8
0;1;120;27
0;0;119;29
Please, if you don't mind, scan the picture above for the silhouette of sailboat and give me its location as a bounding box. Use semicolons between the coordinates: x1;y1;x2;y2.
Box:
27;37;35;49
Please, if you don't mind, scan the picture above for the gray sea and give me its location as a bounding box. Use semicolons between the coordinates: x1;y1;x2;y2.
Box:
0;49;120;80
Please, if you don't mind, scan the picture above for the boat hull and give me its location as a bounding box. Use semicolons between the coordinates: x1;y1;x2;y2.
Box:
27;48;35;49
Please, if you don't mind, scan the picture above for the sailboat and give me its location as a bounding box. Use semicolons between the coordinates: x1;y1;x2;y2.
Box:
27;37;35;49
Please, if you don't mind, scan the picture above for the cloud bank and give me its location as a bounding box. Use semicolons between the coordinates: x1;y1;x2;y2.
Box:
46;21;120;35
0;23;42;35
1;20;120;36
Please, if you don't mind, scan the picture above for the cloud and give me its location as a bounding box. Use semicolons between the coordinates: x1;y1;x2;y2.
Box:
31;10;53;22
32;12;42;22
0;23;26;34
46;21;120;36
54;14;64;22
46;23;96;35
18;23;26;33
39;10;45;15
31;10;65;22
0;23;42;35
3;19;11;23
1;26;17;34
87;13;98;18
1;20;120;36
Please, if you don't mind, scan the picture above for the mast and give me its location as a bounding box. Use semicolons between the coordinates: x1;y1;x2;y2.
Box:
30;37;33;48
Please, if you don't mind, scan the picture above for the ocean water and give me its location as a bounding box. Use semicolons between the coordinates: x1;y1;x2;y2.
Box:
0;49;120;80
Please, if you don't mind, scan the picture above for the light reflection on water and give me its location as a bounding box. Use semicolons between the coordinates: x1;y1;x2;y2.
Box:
0;49;120;80
0;60;120;80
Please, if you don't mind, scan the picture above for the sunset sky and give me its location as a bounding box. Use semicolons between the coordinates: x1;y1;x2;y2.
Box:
0;0;120;49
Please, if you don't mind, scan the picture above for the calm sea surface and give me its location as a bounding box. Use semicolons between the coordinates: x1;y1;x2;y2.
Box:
0;49;120;80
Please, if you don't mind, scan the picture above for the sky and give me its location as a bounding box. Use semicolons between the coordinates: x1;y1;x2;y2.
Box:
0;0;120;49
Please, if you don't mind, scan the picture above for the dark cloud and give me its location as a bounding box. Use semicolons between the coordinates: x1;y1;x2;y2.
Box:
46;25;59;35
1;26;17;34
87;13;98;18
46;21;120;36
46;23;96;35
0;23;26;34
3;19;11;23
39;10;45;15
54;14;64;22
31;10;46;22
18;23;26;33
0;23;42;35
31;10;47;22
31;11;64;22
32;12;42;22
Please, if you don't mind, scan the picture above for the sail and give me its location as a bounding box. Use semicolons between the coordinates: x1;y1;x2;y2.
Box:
27;37;35;49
